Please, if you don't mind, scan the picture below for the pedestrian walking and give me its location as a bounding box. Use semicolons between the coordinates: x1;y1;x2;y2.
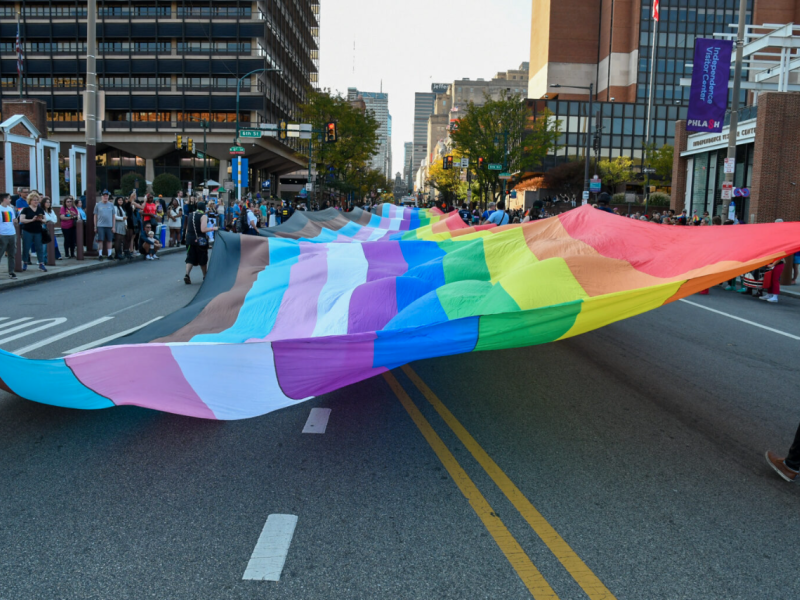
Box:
184;200;218;284
41;197;62;260
19;192;46;272
766;423;800;482
60;196;78;258
760;257;785;303
0;193;17;278
94;190;115;261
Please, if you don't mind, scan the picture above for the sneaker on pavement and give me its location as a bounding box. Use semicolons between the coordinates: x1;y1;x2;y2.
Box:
38;263;46;272
767;295;779;303
9;272;16;279
766;451;798;482
21;263;27;272
759;294;772;300
98;255;104;261
724;285;734;291
184;274;191;285
153;254;160;259
146;255;153;261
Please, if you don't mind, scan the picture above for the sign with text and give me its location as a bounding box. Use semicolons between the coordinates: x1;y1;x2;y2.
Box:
721;180;733;200
687;38;733;133
488;163;502;171
589;177;602;192
239;129;262;138
724;158;735;174
431;83;449;94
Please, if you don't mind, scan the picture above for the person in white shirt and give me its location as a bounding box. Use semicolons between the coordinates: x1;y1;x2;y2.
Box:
0;193;18;278
41;196;62;260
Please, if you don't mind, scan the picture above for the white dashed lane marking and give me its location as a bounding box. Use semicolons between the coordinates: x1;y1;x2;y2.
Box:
242;514;298;581
302;408;331;434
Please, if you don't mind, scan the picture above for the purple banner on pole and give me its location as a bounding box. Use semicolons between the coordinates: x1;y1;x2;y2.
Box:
686;38;733;133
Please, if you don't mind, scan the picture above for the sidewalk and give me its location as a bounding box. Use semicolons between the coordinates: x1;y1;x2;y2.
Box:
781;283;800;300
0;246;186;291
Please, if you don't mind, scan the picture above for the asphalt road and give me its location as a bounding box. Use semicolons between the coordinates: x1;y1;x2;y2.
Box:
1;266;799;599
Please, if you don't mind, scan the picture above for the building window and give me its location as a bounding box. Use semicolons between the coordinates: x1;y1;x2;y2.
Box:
177;6;252;17
100;77;170;89
177;41;252;53
107;112;171;122
23;5;88;17
177;112;249;123
1;42;87;53
98;6;171;17
177;77;246;90
48;111;84;122
100;42;171;53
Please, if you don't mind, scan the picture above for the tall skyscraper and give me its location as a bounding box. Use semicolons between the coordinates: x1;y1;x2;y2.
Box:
1;0;320;192
413;92;435;182
347;88;391;180
403;142;413;190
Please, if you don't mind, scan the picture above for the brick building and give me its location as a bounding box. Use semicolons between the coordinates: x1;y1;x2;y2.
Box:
671;92;800;223
0;98;54;196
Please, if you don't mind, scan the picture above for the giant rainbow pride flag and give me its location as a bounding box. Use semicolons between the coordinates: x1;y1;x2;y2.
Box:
1;204;798;419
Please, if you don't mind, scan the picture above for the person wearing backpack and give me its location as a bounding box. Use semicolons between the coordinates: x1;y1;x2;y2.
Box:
184;201;218;284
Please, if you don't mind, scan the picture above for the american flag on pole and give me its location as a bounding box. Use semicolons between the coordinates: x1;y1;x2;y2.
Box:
652;0;660;21
16;22;23;76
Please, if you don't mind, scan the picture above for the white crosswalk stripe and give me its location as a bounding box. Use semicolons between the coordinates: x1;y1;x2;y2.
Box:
0;318;67;345
63;317;163;355
13;317;114;356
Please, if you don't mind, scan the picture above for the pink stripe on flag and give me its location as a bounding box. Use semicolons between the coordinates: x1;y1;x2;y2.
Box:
261;243;329;341
66;345;216;419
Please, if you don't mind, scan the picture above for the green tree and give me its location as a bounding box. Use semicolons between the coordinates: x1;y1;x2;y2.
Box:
152;173;182;198
451;92;562;204
298;89;381;200
426;152;465;206
598;156;635;191
120;172;146;196
652;144;674;180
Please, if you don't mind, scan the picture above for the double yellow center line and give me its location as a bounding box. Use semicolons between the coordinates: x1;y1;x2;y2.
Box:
383;366;616;600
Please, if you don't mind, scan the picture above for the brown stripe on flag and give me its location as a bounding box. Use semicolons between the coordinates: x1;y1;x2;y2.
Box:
151;236;272;343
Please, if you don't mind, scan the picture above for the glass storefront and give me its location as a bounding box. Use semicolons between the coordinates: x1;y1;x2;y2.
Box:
685;143;754;221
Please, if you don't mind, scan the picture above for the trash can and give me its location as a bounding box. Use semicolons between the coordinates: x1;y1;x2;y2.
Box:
157;224;167;247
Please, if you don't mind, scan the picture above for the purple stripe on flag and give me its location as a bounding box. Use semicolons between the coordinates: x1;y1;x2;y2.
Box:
272;332;385;399
353;226;372;241
363;241;408;281
260;243;329;342
348;278;398;333
66;345;216;419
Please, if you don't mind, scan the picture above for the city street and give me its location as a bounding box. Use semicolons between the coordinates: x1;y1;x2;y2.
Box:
1;263;799;599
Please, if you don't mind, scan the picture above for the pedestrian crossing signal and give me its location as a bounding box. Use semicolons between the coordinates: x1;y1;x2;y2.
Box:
325;122;337;143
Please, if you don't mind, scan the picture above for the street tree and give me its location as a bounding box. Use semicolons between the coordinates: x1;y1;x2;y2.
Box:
426;153;465;207
451;92;562;205
598;156;635;192
298;89;381;202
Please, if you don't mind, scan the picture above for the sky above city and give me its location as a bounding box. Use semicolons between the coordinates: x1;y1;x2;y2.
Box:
318;0;532;179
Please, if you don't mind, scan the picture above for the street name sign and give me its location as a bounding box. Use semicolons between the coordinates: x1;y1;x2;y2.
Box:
239;129;262;138
230;146;245;155
488;163;502;171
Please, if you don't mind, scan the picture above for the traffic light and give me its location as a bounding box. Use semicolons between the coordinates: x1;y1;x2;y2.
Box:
176;135;183;149
187;138;194;153
593;134;600;155
442;157;448;170
447;156;454;170
279;120;287;140
478;157;485;169
325;122;337;143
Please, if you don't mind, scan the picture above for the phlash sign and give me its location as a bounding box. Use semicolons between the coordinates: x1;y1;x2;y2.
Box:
686;38;733;133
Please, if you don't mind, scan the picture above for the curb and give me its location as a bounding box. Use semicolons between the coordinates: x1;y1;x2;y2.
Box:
0;246;186;292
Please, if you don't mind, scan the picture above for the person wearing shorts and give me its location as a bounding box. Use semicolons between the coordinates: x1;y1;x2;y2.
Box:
94;190;115;260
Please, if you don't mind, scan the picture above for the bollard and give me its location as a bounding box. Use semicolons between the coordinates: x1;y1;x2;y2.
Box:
47;222;56;266
14;222;22;272
76;219;84;261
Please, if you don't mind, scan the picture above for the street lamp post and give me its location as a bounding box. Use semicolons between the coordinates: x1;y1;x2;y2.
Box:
235;68;282;144
551;83;594;203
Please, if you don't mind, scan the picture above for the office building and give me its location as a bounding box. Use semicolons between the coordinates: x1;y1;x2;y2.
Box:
451;63;529;109
403;141;412;190
412;91;435;185
347;87;391;180
525;0;761;168
0;0;319;193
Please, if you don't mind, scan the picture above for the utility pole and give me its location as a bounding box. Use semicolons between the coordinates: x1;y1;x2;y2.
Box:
551;82;593;203
722;0;748;220
84;0;98;254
